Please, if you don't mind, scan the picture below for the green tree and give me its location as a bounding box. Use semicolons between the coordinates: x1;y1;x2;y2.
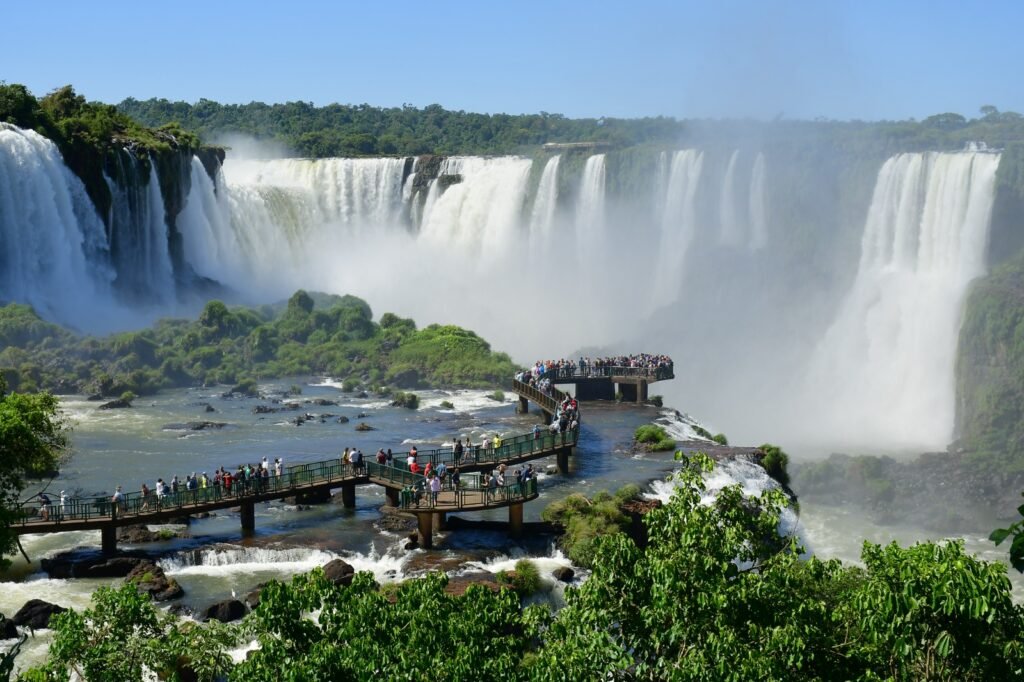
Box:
0;378;68;568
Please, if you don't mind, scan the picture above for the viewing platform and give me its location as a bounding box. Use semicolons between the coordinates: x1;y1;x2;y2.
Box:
13;428;578;552
513;363;674;415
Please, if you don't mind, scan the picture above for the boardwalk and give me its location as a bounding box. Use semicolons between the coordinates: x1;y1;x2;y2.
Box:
513;363;674;409
15;428;577;551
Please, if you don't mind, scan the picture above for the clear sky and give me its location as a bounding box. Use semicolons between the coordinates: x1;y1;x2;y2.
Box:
3;0;1022;121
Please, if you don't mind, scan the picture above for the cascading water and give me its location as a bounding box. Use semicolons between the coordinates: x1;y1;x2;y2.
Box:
105;151;175;302
748;152;768;250
575;154;607;263
650;149;703;311
0;123;114;327
529;155;560;241
718;150;742;246
800;151;1000;450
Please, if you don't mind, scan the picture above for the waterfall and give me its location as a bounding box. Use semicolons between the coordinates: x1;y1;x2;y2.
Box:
575;154;607;263
418;156;533;255
718;150;742;246
650;149;704;310
748;152;768;250
0;124;114;326
801;151;1000;449
529;155;560;240
105;150;175;302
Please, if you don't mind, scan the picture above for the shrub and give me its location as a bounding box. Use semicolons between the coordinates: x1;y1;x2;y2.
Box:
391;391;419;409
289;384;302;395
488;390;505;402
647;395;663;407
439;400;455;409
119;391;136;404
634;424;676;451
615;391;623;402
712;433;729;446
759;443;791;487
497;559;542;597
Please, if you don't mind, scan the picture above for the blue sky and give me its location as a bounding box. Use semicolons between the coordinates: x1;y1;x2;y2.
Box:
3;0;1021;121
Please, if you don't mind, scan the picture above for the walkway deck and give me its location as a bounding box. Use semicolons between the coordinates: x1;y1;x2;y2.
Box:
514;364;673;405
13;427;577;551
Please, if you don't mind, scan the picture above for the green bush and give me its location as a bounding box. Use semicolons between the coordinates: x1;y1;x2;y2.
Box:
542;487;637;567
647;395;663;407
439;400;455;409
390;391;419;409
712;433;729;446
634;424;676;451
488;390;505;402
497;559;542;597
119;391;136;404
759;443;791;487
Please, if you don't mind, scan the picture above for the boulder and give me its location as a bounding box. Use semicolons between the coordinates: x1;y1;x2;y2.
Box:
98;398;131;410
356;412;368;419
244;583;268;610
311;398;337;406
0;614;19;639
552;566;575;583
42;554;148;579
204;599;247;623
355;422;375;432
12;599;67;629
322;558;355;586
203;403;216;413
336;416;350;424
127;560;184;601
357;391;369;399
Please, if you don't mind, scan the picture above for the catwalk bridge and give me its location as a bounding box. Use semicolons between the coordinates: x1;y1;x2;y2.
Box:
14;429;577;551
512;364;674;418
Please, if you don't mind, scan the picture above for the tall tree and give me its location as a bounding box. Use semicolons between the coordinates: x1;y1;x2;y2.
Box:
0;377;68;567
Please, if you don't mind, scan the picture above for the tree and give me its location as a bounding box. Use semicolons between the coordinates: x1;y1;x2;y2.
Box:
21;584;235;682
0;378;68;568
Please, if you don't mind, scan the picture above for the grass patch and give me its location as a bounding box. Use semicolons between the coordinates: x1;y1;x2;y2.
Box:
634;424;676;451
487;390;505;402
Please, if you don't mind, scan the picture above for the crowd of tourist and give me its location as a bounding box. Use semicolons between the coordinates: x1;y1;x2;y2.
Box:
515;353;673;385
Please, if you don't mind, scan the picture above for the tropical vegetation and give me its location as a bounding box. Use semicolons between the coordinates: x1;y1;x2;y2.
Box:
15;453;1024;680
0;290;517;397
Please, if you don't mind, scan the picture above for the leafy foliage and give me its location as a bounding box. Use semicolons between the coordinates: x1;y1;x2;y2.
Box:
0;292;516;396
541;487;640;567
0;378;68;569
19;583;235;682
634;424;676;451
16;456;1024;680
758;443;791;487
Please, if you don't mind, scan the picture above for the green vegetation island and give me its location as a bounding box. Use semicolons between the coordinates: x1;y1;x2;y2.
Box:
0;290;516;398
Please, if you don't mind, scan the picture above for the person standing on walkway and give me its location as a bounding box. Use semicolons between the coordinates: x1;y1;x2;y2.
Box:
429;473;441;507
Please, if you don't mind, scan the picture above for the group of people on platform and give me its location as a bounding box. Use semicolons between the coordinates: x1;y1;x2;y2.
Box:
515;354;674;383
110;457;287;513
402;459;538;508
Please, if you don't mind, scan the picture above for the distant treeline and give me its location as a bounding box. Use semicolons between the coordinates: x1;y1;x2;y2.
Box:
116;95;1024;158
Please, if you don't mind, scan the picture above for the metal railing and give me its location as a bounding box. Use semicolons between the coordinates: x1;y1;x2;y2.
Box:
536;364;674;381
15;425;579;527
381;427;578;470
511;378;567;413
364;462;539;510
16;461;360;527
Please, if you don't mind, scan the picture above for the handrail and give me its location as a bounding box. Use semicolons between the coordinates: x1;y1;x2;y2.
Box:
536;365;674;381
511;378;565;413
365;462;539;510
15;426;578;526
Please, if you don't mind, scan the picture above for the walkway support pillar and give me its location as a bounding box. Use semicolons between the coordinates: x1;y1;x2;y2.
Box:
638;380;648;403
518;396;529;414
433;511;447;530
508;503;523;539
417;513;434;549
341;482;356;509
384;486;399;507
240;501;255;534
101;526;117;555
556;449;570;475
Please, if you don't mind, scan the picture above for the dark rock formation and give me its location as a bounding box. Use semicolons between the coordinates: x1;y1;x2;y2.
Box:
127;560;184;601
117;524;189;543
355;422;375;431
98;397;132;410
42;554;148;579
0;614;18;639
552;566;575;583
336;415;350;424
12;600;67;629
204;599;247;623
311;398;337;406
161;421;227;431
322;558;355;586
244;583;268;610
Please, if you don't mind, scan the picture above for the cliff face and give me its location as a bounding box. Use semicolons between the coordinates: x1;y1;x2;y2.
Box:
956;146;1024;463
